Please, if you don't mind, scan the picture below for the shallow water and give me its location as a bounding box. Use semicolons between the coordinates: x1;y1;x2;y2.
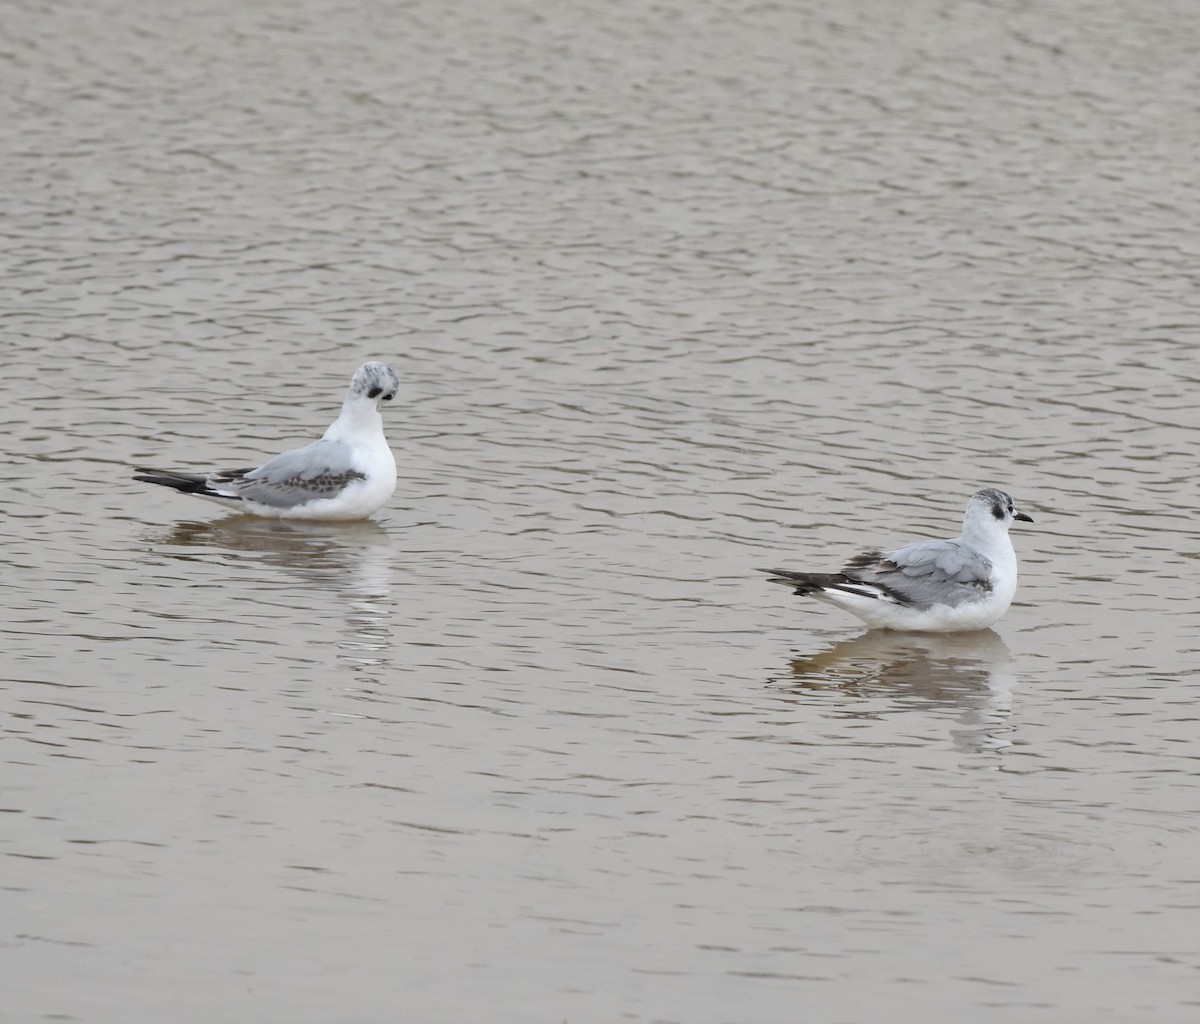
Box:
3;0;1199;1021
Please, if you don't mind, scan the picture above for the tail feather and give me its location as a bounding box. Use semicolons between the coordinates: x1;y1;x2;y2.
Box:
760;567;906;606
133;468;240;501
759;567;849;597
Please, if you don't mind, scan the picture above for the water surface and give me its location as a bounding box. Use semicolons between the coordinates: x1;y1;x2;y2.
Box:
3;0;1199;1021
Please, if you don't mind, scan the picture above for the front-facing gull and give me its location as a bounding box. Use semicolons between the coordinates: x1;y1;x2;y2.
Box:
134;361;399;521
762;488;1033;632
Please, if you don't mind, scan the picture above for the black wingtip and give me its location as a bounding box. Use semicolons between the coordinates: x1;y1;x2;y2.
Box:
759;567;845;598
761;568;812;593
759;567;798;583
132;469;217;496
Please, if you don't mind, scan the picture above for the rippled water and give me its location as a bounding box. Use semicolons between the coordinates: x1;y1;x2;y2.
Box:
4;0;1199;1020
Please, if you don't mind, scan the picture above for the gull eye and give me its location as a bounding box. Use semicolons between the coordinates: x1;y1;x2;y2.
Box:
382;393;394;401
367;387;383;399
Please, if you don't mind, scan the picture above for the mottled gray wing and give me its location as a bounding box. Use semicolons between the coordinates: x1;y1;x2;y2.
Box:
844;539;993;609
211;440;365;508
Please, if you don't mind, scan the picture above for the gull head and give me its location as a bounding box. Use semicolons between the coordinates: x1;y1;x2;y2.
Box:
349;361;400;405
964;487;1034;536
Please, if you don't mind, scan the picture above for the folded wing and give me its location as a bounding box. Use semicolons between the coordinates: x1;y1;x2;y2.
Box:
212;440;365;508
844;540;993;609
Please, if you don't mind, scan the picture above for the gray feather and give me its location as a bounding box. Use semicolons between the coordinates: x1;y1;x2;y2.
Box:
210;440;365;508
843;540;993;609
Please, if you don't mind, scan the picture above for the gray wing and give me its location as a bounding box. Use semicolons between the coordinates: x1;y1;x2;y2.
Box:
845;539;993;609
210;440;365;508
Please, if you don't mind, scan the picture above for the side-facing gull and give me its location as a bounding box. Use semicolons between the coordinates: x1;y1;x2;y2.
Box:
134;361;400;521
761;488;1034;632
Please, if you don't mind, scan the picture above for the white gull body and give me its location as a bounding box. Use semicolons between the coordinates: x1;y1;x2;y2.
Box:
763;488;1034;632
134;361;399;521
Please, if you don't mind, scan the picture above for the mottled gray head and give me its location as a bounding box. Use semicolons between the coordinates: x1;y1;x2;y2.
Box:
966;487;1034;530
349;361;399;403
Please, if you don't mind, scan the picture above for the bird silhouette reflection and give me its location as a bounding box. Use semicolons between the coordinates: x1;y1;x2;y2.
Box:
776;629;1018;753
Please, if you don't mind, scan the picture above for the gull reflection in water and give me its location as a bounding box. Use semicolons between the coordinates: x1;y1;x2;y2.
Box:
146;518;395;675
776;629;1018;753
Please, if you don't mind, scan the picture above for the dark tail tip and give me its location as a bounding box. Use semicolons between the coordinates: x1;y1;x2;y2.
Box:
132;469;212;495
759;567;831;597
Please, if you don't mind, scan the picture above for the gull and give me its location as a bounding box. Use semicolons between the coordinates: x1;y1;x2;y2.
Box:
761;488;1033;632
134;361;400;521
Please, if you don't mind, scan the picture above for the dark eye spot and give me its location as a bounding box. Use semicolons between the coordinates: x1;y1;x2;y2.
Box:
382;393;394;401
367;387;382;398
